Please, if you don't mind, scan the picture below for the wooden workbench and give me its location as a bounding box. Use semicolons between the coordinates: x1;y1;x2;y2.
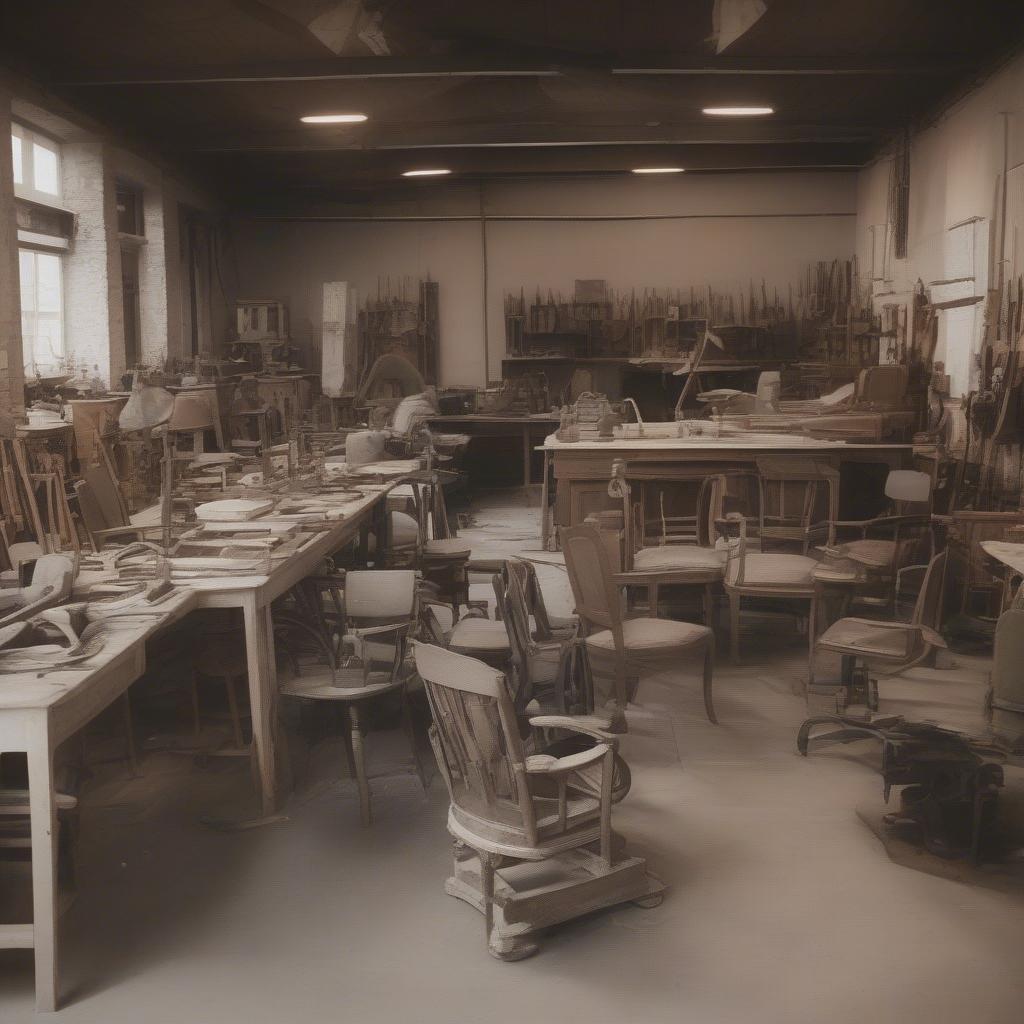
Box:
5;482;392;1011
427;414;559;487
539;433;915;548
0;588;196;1012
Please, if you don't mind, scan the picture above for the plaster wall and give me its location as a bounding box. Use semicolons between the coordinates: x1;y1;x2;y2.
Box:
231;171;857;388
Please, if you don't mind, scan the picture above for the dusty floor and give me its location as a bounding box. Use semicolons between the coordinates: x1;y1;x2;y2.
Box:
2;493;1023;1023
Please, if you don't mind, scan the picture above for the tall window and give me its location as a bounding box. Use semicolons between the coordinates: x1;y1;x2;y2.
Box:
11;122;61;204
20;250;64;376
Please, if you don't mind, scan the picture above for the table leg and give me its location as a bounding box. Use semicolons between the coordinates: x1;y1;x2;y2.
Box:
27;716;58;1012
242;596;280;815
540;450;551;549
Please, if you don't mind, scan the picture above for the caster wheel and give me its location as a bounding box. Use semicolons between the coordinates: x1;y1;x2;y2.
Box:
489;941;539;962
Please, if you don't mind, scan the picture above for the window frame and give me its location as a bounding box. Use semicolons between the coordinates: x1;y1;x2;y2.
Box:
11;122;63;207
19;247;66;378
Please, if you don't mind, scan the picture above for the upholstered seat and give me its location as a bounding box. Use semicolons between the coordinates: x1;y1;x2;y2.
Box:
424;538;473;559
389;510;419;547
448;616;511;655
585;617;711;652
726;552;818;587
837;538;898;568
815;619;913;660
633;545;725;572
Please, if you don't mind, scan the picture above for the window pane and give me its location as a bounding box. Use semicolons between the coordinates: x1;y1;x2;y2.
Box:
34;314;64;366
32;141;59;195
18;250;35;311
11;133;22;185
35;253;62;313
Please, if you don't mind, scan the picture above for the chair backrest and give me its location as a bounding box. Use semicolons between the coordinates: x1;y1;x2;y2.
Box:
413;641;538;844
344;570;417;623
560;524;622;639
756;457;838;537
910;549;948;630
496;562;539;715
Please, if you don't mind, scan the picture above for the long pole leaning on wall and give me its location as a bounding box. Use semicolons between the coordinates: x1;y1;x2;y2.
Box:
479;183;490;385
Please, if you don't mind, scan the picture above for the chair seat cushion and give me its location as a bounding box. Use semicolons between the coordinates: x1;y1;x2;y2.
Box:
448;617;511;654
282;668;402;700
818;618;910;659
586;617;710;652
727;552;818;587
840;538;897;568
424;538;472;559
633;544;725;573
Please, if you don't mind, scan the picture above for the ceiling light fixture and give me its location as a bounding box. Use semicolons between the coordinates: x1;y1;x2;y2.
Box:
632;167;684;174
702;106;774;117
402;168;452;177
300;113;368;124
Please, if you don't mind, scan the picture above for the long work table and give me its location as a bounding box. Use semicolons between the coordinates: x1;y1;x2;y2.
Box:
2;480;393;1011
539;432;918;548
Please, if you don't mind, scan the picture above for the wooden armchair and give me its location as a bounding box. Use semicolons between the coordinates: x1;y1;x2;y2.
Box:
413;640;662;962
561;523;716;726
720;512;819;663
810;550;948;695
276;569;426;826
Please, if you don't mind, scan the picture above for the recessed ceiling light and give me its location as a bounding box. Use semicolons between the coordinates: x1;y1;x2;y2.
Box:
632;167;684;174
402;168;452;177
702;106;774;117
300;113;368;124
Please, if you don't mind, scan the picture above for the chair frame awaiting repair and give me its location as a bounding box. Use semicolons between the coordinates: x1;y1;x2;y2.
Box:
413;640;662;962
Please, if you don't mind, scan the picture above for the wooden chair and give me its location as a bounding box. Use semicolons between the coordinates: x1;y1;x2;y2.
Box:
413;640;663;962
607;459;726;625
561;524;716;726
74;469;165;552
277;569;426;826
720;512;819;664
755;456;839;554
810;550;948;693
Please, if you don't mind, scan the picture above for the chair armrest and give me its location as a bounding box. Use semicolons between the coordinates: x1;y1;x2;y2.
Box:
347;621;412;640
525;744;610;775
529;714;618;744
838;617;947;649
466;558;507;575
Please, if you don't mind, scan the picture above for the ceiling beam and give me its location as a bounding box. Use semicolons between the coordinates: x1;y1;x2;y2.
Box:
58;54;974;86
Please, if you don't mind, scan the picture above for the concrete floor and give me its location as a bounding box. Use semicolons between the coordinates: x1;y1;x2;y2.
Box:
2;493;1023;1023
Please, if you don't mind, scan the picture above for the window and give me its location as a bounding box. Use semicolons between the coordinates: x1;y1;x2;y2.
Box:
19;249;64;376
116;181;144;237
10;123;61;205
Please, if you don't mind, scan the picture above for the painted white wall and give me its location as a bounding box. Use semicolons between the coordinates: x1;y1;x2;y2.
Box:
232;171;857;387
855;47;1024;396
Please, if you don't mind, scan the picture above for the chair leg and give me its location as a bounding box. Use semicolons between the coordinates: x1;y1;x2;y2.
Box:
347;703;371;827
481;852;496;952
647;582;659;618
729;592;741;663
703;584;715;628
702;636;718;724
400;689;429;792
225;674;245;749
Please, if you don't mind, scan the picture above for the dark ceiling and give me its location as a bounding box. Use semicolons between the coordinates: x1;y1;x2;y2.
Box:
2;1;1024;208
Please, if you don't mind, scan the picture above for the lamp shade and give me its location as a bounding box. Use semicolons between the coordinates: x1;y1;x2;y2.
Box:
884;469;931;503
